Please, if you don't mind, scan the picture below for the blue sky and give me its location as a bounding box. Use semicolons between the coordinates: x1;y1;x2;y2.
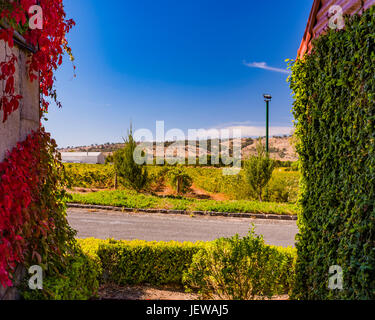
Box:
44;0;313;148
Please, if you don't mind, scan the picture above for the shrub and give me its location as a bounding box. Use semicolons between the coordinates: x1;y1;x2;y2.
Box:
244;140;275;201
114;127;149;191
183;230;296;300
289;7;375;299
21;251;100;300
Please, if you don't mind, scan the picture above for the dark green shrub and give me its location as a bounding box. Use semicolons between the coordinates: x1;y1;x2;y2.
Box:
289;7;375;299
183;230;296;300
114;127;149;191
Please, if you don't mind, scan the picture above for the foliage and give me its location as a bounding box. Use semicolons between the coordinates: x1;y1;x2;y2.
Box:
183;230;296;300
78;237;296;300
264;169;300;203
244;139;275;201
104;154;114;165
64;163;300;203
288;7;375;299
79;238;207;286
114;127;149;191
0;129;77;287
64;163;115;189
167;166;193;194
21;251;100;300
0;0;75;121
69;189;298;216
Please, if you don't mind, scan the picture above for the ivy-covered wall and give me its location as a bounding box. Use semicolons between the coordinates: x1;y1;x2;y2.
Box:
0;39;39;163
289;7;375;299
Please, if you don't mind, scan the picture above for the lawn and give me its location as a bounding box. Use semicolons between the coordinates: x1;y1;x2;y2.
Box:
68;190;298;216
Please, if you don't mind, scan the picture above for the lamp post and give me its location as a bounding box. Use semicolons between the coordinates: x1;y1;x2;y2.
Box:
263;94;272;153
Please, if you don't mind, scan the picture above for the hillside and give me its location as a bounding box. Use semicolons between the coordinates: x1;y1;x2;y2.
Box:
59;136;298;162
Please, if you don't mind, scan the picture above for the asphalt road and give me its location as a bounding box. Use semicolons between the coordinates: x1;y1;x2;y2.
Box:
67;208;298;247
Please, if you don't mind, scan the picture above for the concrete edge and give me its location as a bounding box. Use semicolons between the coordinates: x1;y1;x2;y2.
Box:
67;203;298;221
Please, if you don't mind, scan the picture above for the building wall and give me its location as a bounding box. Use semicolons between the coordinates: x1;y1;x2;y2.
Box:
0;39;40;163
0;39;39;299
298;0;375;57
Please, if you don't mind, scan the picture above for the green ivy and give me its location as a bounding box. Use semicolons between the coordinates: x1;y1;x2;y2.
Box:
289;7;375;299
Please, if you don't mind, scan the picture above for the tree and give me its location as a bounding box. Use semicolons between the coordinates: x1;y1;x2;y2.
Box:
114;126;148;192
244;139;275;201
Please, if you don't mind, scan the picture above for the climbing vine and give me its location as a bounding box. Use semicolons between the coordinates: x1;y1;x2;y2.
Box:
0;129;77;287
0;0;75;121
0;0;76;288
289;7;375;299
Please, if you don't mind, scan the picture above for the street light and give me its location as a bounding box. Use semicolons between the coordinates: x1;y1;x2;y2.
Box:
263;94;272;153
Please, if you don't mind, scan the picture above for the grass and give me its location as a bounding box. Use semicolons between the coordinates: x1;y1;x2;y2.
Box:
68;190;298;216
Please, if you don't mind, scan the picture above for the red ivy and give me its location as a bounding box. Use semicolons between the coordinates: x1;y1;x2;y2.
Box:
0;130;42;286
0;0;75;121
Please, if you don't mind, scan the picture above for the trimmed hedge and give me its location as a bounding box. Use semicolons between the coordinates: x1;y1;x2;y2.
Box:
79;239;206;286
289;7;375;299
78;236;296;299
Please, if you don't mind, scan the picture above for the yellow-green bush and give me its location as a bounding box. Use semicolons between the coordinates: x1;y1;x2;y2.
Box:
21;251;101;300
183;231;296;300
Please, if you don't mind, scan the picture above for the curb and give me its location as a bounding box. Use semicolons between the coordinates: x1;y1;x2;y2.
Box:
67;203;297;221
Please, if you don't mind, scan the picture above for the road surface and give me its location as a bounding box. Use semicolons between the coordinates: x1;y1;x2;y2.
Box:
67;208;298;247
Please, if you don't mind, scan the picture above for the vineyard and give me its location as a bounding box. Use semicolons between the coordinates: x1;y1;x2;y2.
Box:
64;163;300;204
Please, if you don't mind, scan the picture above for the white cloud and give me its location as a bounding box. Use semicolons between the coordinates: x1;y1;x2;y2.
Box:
243;61;291;75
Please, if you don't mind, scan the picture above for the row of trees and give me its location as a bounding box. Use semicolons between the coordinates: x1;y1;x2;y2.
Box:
113;128;276;200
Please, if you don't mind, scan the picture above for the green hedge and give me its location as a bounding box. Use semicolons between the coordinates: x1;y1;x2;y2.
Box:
80;239;206;286
78;236;296;299
289;7;375;299
21;252;101;300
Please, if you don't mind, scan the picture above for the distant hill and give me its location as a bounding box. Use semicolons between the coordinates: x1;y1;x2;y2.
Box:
59;136;298;162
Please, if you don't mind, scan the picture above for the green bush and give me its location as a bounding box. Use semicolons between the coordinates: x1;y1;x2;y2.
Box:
114;127;149;191
289;7;375;299
21;251;100;300
244;140;275;202
183;230;296;300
